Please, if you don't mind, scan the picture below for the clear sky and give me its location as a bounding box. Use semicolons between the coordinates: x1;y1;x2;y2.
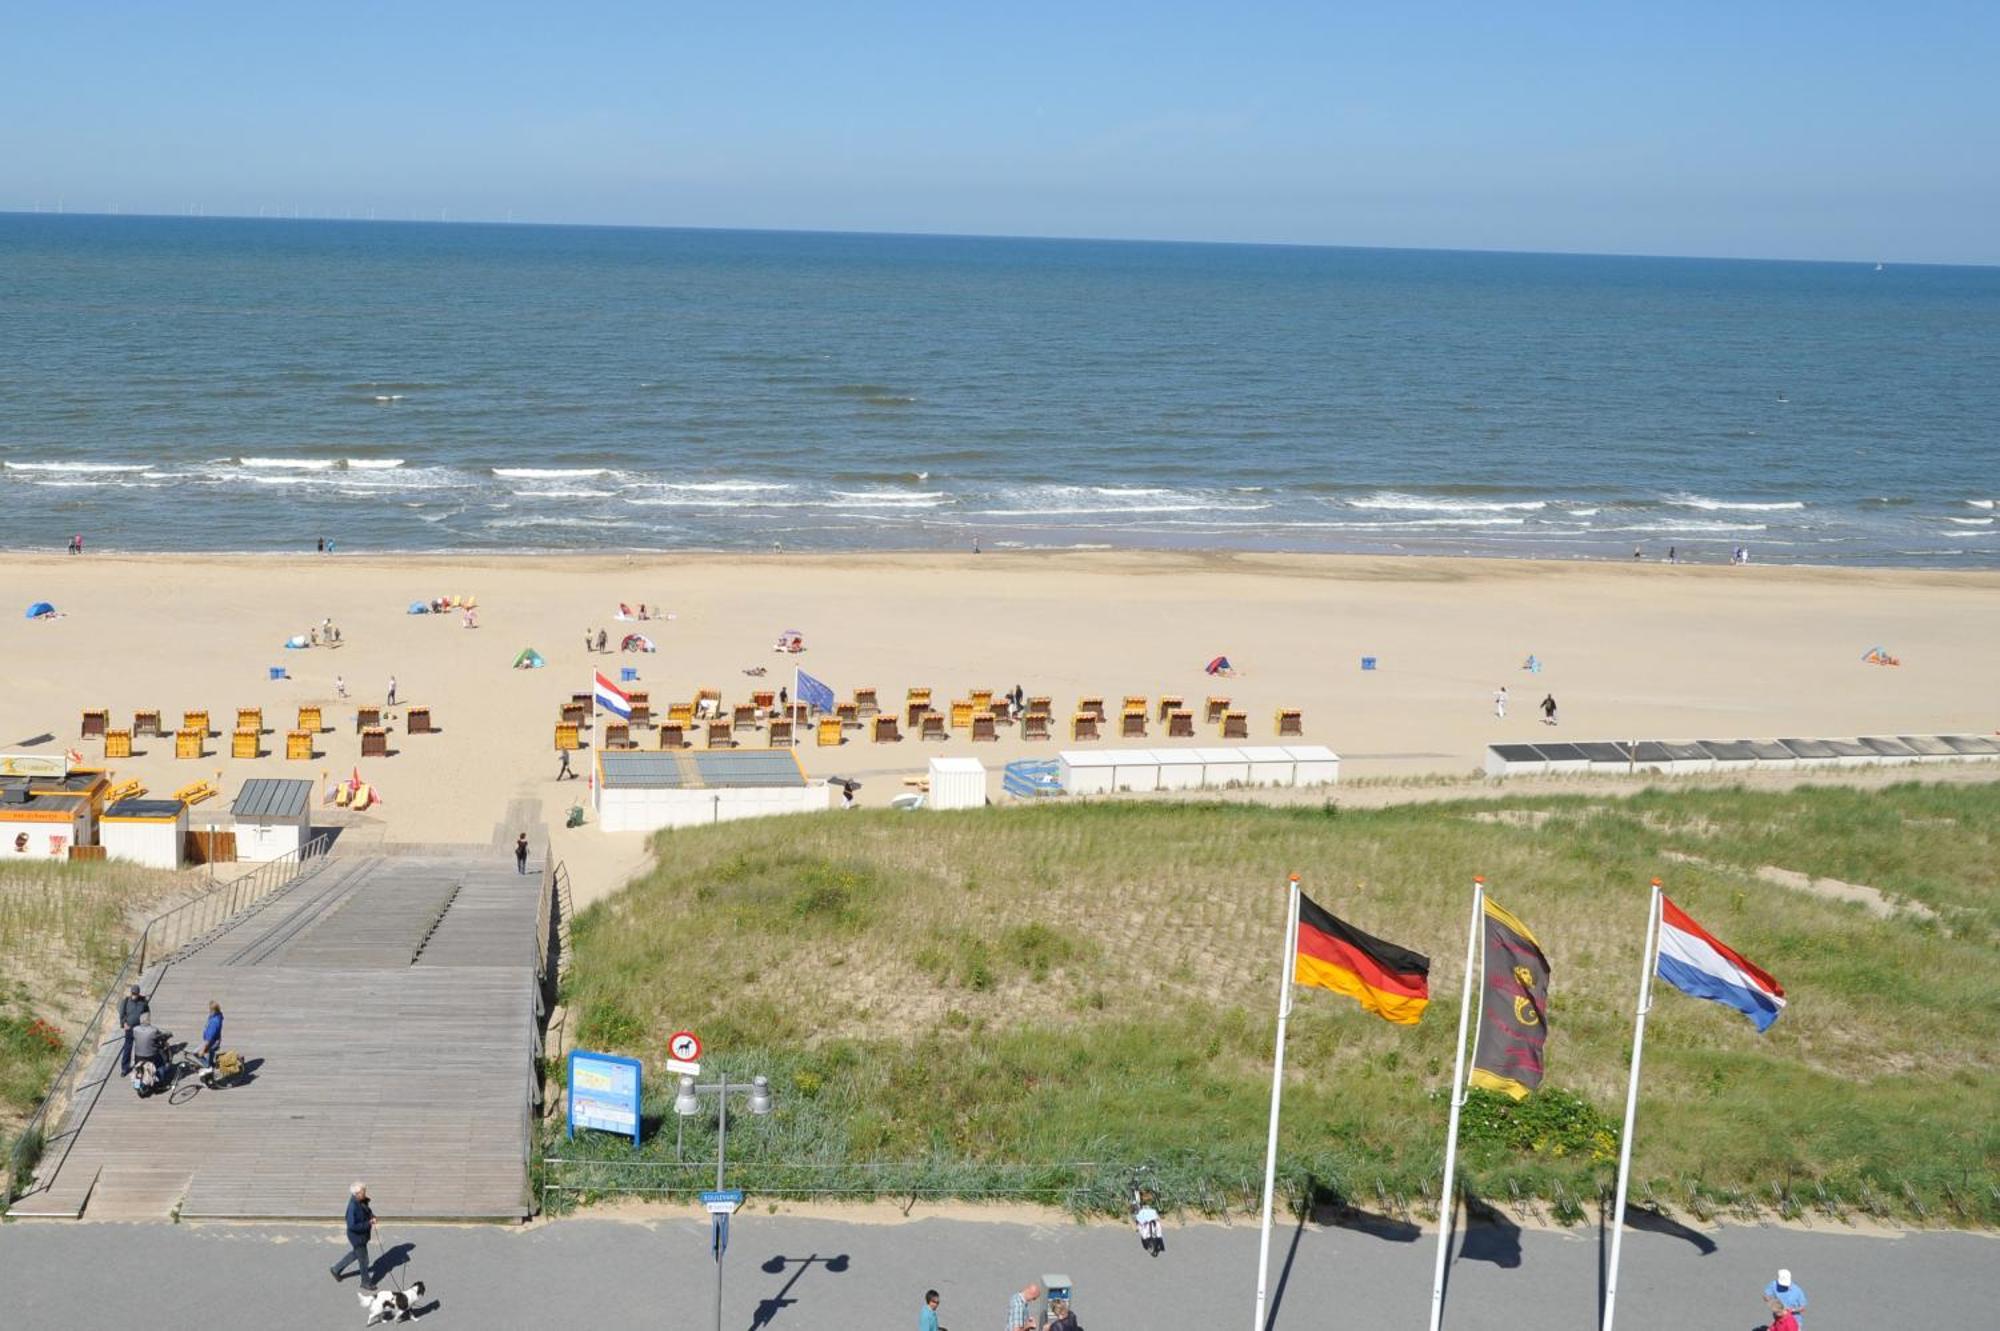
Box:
5;1;1996;263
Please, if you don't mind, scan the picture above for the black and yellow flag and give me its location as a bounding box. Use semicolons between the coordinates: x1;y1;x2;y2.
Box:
1468;897;1550;1100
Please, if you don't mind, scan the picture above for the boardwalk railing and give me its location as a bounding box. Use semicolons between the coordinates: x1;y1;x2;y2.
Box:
3;832;335;1209
528;856;572;1212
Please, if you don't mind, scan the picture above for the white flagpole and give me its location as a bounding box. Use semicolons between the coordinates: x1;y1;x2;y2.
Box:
1250;872;1302;1331
792;664;802;747
1427;876;1486;1331
1602;879;1664;1331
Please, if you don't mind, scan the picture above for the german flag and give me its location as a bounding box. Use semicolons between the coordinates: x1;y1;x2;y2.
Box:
1294;892;1432;1025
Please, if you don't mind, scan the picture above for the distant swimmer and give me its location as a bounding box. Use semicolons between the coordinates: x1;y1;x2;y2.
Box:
1776;392;1788;403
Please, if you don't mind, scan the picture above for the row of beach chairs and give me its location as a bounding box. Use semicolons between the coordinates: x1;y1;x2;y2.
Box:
552;687;1302;752
83;705;434;761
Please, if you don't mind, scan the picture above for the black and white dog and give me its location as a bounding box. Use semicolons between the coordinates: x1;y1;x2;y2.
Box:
360;1281;427;1324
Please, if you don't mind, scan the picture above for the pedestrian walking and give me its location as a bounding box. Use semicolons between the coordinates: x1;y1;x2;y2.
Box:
1540;693;1558;726
1667;545;1678;565
197;1000;224;1069
1493;686;1508;720
515;833;529;875
595;628;608;653
1763;1269;1807;1323
334;674;348;699
317;536;325;554
584;628;593;654
117;983;149;1075
386;675;397;707
1006;1281;1041;1331
918;1288;942;1331
330;1181;377;1290
556;749;574;780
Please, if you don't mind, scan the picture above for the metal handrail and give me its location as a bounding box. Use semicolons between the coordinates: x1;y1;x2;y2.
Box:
3;831;335;1209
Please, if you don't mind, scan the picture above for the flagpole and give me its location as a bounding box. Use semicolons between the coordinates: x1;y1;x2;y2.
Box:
1251;873;1302;1331
1601;879;1663;1331
1427;876;1486;1331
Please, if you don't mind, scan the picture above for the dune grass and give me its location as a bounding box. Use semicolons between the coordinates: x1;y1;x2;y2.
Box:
557;781;2000;1223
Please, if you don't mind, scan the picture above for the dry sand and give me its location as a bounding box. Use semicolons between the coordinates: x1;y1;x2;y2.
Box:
5;551;1995;904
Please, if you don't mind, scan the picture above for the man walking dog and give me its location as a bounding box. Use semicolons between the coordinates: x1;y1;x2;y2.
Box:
331;1181;377;1291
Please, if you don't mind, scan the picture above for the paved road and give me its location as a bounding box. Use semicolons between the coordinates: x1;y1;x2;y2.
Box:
0;1209;1990;1329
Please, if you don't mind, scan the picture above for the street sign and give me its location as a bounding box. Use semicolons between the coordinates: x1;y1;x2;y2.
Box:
666;1056;702;1077
699;1188;744;1215
669;1030;703;1062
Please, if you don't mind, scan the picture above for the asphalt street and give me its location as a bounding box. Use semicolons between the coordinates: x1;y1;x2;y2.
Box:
0;1207;1991;1329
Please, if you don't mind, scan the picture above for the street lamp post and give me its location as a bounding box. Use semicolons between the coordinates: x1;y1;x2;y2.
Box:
676;1071;773;1331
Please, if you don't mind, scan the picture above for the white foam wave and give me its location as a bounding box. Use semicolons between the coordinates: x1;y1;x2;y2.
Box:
1604;521;1768;533
512;488;616;499
4;461;149;473
1569;508;1601;517
346;458;406;470
1669;494;1805;512
1946;516;1994;526
975;502;1274;517
1967;499;1996;510
1346;492;1548;513
240;457;339;470
1092;487;1175;497
654;481;788;493
493;467;612;479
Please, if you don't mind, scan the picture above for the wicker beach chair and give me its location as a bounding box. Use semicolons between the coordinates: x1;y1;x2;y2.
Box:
1022;714;1051;741
921;714;948;741
873;715;902;742
1220;710;1249;740
1072;713;1100;741
1275;708;1303;737
1120;709;1147;739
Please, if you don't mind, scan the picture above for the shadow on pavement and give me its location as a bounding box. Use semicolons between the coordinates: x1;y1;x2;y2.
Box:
750;1251;849;1328
1457;1198;1522;1269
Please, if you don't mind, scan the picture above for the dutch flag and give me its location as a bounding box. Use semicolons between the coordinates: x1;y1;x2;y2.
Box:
1655;895;1786;1032
593;670;632;720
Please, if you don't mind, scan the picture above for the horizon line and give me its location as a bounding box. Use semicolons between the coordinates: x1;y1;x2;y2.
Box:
1;208;1985;272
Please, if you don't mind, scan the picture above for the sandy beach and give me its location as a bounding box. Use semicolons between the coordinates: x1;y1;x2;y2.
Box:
5;550;1995;901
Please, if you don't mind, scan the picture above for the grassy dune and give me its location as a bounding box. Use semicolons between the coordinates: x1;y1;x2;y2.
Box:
559;782;2000;1223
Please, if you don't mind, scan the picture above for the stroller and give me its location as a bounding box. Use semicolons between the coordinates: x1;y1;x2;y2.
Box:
199;1048;247;1089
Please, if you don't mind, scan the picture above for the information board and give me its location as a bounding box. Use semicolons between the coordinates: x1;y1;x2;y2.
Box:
567;1049;643;1145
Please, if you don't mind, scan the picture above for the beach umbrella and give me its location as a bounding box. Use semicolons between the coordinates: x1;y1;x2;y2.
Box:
24;601;56;619
1205;655;1232;675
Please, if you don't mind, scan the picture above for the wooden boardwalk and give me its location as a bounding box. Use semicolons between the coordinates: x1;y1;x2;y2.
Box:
11;851;544;1222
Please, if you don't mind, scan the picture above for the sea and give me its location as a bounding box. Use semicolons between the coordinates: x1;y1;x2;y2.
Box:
2;213;1995;564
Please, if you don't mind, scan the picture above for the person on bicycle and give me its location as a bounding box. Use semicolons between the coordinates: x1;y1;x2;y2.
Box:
198;1001;224;1069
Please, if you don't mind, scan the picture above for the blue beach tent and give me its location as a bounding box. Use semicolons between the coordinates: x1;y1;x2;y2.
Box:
25;601;57;619
408;601;431;614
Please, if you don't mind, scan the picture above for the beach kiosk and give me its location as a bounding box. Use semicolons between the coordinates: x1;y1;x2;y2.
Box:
926;756;987;810
0;790;96;860
593;748;831;833
230;777;314;861
100;798;189;870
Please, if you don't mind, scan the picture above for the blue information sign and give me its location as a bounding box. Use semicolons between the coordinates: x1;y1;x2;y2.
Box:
566;1049;643;1145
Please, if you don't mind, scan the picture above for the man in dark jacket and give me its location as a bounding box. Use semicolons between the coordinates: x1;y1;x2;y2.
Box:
118;984;149;1075
330;1181;377;1290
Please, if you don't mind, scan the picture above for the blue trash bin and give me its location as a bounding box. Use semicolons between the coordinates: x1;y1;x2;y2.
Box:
620;667;638;682
269;666;288;680
1361;656;1377;671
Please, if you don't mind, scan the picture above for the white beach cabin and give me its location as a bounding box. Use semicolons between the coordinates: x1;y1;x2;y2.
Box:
1111;750;1161;793
1153;749;1206;791
0;791;96;861
927;757;987;811
1238;746;1297;788
1195;747;1251;788
1058;751;1120;796
100;798;188;870
230;778;315;861
1284;745;1341;786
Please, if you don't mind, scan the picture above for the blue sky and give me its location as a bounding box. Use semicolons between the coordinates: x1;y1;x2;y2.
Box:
5;1;1995;262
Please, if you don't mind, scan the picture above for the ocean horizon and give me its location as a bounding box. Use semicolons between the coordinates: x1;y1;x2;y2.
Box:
3;213;1995;566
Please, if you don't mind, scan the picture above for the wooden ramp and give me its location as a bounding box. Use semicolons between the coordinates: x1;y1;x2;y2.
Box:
11;852;543;1222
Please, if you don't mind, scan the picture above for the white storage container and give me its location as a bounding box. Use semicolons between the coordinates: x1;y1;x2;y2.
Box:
1154;749;1207;790
1111;750;1161;793
927;757;988;811
1284;745;1340;786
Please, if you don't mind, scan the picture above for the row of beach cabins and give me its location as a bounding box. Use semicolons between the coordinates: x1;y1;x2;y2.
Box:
1484;733;2000;777
556;685;1306;752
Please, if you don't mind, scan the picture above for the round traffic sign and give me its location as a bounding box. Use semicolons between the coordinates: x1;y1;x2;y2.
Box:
669;1030;702;1062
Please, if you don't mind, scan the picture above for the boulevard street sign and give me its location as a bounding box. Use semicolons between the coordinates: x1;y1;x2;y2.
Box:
700;1188;744;1215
